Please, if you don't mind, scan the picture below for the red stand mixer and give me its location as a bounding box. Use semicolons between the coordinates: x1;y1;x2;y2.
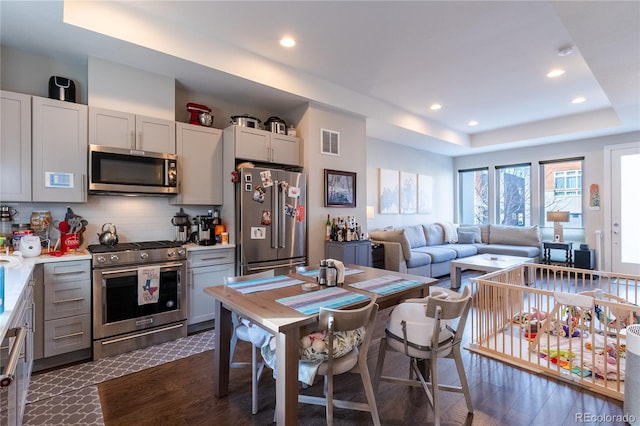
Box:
186;102;213;126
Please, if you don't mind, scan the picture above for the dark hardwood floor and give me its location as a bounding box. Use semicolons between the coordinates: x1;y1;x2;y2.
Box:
98;274;625;425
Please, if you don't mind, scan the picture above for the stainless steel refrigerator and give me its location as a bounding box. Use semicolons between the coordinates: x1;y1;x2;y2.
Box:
237;167;306;275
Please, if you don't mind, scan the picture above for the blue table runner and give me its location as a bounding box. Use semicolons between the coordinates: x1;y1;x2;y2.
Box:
348;275;424;295
225;275;304;294
276;287;370;315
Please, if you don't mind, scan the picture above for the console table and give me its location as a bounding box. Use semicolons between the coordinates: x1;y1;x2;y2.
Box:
542;241;573;266
324;240;372;267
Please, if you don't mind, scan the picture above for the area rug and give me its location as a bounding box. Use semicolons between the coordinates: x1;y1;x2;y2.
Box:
23;330;215;426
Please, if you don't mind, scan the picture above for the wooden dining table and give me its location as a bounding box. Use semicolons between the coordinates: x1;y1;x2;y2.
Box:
204;264;437;425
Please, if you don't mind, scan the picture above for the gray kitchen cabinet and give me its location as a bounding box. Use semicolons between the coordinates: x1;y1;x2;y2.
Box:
0;269;34;426
224;125;300;166
173;123;223;205
31;96;87;203
89;106;176;153
187;248;235;328
0;90;31;202
41;261;91;358
324;240;372;267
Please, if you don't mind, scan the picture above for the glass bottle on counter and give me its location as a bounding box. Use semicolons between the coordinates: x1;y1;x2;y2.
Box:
325;214;331;241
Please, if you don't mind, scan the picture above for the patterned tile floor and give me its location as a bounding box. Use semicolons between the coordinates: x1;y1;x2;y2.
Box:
24;330;215;426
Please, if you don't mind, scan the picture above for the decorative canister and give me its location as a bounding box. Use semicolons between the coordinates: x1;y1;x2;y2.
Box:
12;224;33;252
30;211;52;243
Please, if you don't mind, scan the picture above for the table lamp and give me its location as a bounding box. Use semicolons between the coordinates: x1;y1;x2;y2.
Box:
546;210;570;242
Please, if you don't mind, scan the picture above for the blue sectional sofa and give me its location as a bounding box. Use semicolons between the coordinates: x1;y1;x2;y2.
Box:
369;223;541;278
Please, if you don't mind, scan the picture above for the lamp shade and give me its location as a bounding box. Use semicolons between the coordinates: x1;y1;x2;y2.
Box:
366;205;375;219
546;211;570;223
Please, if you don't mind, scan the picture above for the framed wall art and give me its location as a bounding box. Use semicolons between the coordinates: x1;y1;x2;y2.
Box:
400;171;417;214
378;168;399;214
324;169;356;207
418;174;433;214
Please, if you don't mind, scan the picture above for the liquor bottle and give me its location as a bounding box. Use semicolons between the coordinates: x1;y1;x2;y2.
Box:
325;214;331;241
331;218;337;241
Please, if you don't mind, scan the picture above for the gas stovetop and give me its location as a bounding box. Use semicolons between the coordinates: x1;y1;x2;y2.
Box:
88;240;186;267
87;240;183;254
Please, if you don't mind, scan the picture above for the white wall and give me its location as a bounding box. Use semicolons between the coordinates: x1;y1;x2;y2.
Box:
88;57;175;120
365;137;455;230
1;46;88;103
298;104;367;266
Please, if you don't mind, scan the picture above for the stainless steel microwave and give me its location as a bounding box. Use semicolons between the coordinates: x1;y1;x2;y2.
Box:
88;144;178;195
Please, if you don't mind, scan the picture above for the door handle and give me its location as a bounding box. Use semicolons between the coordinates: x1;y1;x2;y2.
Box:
272;180;278;249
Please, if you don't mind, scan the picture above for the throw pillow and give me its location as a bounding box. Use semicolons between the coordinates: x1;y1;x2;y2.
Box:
457;231;476;244
404;224;427;248
457;225;482;243
437;222;458;243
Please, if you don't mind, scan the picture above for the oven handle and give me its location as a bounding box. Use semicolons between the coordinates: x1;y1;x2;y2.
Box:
100;323;184;346
0;327;27;387
99;262;185;276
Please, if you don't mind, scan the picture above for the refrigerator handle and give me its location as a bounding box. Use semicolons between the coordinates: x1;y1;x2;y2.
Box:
272;180;278;249
280;183;286;248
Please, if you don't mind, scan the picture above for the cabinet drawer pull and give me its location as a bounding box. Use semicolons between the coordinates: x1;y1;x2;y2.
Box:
0;327;27;387
52;331;84;340
53;297;84;304
51;270;86;276
200;256;228;261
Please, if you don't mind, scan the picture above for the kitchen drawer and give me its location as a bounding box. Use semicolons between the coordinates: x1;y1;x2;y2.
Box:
44;260;90;284
43;314;91;357
44;279;91;320
188;248;234;267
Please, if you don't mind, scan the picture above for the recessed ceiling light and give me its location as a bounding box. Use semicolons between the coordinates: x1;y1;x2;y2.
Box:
468;120;478;126
280;37;296;48
430;103;442;111
572;97;586;104
547;69;565;78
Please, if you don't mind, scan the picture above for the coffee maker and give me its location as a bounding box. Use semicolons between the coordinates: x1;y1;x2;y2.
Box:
193;215;215;246
171;208;190;243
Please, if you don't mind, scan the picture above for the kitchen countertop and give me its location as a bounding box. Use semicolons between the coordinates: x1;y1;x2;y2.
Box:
0;256;35;344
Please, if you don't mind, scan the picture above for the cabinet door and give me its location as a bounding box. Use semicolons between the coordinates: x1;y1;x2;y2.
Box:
0;91;32;201
32;97;87;202
174;123;222;205
271;133;301;166
234;126;270;162
188;263;235;325
136;115;176;153
88;106;136;149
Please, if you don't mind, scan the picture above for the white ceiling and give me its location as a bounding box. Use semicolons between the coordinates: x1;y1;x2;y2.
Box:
1;0;638;156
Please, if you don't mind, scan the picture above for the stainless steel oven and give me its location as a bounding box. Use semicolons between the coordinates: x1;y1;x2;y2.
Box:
89;241;187;359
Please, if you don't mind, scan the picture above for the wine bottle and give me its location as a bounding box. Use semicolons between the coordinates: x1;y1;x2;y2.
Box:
325;214;331;241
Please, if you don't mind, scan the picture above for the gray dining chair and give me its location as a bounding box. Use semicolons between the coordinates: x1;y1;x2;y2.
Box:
225;269;275;414
374;287;473;426
296;300;381;425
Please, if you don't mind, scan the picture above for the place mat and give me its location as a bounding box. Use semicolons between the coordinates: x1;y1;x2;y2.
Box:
297;267;364;278
276;287;370;315
225;275;304;294
349;275;424;295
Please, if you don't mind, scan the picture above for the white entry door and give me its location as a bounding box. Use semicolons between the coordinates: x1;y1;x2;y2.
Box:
608;143;640;275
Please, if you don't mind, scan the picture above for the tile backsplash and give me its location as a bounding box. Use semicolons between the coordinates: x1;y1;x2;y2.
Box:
5;197;214;247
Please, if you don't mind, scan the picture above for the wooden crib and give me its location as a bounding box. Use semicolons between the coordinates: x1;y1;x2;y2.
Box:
468;263;639;401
